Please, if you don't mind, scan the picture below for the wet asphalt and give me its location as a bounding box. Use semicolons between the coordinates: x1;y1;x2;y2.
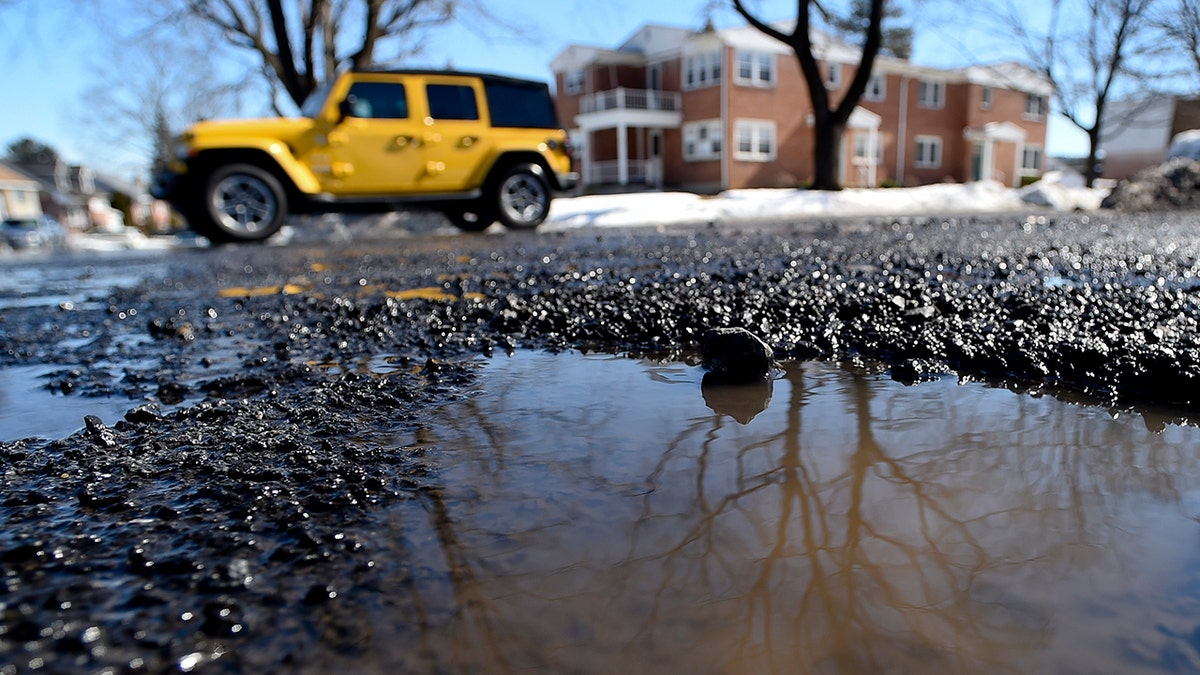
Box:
3;209;1200;672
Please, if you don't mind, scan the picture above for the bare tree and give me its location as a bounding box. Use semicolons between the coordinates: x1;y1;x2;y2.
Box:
996;0;1169;187
732;0;887;191
75;33;249;177
157;0;492;111
1153;0;1200;87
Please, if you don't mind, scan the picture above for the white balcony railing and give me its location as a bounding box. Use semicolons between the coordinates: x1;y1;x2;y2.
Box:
580;88;682;115
586;160;663;187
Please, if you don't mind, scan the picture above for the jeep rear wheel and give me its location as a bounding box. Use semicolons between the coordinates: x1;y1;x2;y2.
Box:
195;164;287;243
493;164;550;230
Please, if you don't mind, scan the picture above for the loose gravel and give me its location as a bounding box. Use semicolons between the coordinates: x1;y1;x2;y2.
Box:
3;210;1200;671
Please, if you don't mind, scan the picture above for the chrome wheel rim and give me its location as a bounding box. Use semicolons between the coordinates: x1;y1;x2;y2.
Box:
499;172;547;225
211;173;277;235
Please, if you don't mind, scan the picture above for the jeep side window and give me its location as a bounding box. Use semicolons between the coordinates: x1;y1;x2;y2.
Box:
343;82;409;119
425;84;479;121
485;81;557;129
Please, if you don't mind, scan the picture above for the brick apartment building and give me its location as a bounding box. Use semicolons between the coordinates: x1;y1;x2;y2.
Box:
551;22;1052;192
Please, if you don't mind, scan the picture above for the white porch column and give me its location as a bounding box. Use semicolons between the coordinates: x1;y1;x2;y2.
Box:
617;120;629;186
868;127;879;186
582;131;593;187
981;139;995;182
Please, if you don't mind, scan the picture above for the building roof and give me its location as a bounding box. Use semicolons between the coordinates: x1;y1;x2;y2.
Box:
0;161;39;187
551;20;1053;96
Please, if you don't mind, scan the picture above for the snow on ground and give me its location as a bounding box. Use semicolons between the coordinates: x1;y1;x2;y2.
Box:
29;175;1107;252
542;175;1108;231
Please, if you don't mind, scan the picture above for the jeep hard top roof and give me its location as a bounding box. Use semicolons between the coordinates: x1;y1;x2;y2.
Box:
352;67;551;89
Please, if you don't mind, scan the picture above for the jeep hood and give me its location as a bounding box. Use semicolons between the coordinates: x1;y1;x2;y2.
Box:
187;117;316;147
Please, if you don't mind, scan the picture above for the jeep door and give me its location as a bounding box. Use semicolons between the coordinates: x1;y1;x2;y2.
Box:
327;77;426;195
412;76;492;193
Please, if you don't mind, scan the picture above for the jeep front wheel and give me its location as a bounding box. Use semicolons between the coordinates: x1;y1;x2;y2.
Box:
443;203;496;232
493;164;550;230
194;164;287;243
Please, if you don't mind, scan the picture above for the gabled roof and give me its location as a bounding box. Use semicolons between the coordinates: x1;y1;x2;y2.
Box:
550;44;644;74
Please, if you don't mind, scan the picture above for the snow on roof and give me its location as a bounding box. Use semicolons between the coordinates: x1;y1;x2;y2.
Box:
965;62;1054;96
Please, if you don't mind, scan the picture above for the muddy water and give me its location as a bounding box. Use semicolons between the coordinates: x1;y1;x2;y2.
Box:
387;351;1200;674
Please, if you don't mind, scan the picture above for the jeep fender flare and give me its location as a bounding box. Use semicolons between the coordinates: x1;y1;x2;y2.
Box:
189;142;322;196
483;151;560;190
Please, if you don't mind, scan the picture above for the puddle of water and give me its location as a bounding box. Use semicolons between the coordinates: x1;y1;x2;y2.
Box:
0;365;143;441
375;351;1200;674
0;258;164;310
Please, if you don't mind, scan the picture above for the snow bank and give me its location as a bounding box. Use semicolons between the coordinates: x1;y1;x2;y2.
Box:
544;178;1103;231
1101;158;1200;211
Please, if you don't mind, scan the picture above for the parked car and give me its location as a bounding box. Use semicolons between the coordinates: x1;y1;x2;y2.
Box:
153;68;578;243
2;216;67;250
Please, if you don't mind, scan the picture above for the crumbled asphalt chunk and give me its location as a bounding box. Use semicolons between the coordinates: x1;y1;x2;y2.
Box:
700;327;775;383
5;211;1200;670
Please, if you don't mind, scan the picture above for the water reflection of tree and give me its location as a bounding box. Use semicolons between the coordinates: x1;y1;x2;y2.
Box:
619;365;1046;672
370;355;1200;673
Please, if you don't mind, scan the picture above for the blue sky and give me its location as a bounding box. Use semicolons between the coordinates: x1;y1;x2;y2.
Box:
0;0;1089;179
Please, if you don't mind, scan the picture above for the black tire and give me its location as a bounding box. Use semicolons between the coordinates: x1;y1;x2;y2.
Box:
192;163;288;243
491;163;551;230
443;202;496;232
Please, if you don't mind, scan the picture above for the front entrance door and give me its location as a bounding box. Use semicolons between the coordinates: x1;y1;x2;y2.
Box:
648;129;664;188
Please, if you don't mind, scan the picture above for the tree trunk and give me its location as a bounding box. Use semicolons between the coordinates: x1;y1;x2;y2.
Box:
733;0;884;192
812;121;845;190
1085;129;1102;188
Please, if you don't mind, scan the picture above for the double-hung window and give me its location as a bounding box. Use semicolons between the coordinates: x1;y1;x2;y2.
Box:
1025;93;1048;120
826;62;842;89
918;79;945;109
684;120;723;161
734;120;776;162
735;50;774;87
565;69;584;95
1021;145;1043;174
864;73;886;102
684;50;721;90
914;135;942;169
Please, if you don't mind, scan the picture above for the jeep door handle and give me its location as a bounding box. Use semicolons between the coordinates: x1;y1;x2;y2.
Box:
392;135;418;149
459;135;478;148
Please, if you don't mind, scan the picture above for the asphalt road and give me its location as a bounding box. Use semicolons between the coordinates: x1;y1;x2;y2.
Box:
3;210;1200;672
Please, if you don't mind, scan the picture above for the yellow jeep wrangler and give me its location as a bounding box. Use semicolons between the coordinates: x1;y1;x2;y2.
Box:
153;69;578;243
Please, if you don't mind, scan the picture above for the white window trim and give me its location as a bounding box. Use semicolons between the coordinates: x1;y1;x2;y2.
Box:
914;135;942;169
683;119;723;161
918;79;945;109
864;73;886;102
734;49;775;87
734;119;776;162
981;86;993;111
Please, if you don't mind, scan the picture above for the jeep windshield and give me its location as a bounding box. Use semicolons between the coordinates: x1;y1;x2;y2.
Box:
300;83;334;118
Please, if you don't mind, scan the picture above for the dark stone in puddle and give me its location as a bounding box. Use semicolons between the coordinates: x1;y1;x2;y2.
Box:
700;327;774;383
702;377;773;424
